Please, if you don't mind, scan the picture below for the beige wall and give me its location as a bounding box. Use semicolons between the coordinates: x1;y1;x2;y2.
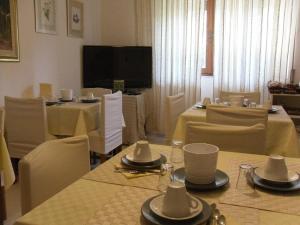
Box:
0;0;101;105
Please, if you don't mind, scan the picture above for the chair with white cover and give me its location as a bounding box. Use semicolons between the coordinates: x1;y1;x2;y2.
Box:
4;96;56;159
81;88;112;98
185;121;267;154
165;93;185;144
19;135;90;214
220;91;260;104
206;104;268;127
39;83;53;99
0;171;6;225
88;91;123;162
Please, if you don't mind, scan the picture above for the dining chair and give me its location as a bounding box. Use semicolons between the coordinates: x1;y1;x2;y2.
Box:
88;91;123;162
0;171;6;225
185;121;266;154
206;104;268;127
19;135;90;215
0;108;4;135
81;88;112;98
4;96;57;159
165;93;185;144
39;83;53;99
220;91;261;104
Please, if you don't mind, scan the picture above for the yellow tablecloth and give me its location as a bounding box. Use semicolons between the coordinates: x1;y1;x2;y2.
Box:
47;102;100;136
15;144;300;225
173;105;300;157
0;134;15;189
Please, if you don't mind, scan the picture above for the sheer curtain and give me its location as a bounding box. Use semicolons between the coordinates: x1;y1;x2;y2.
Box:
214;0;300;102
137;0;206;133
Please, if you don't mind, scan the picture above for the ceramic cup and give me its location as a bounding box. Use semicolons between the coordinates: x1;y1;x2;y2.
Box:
87;92;94;100
183;143;219;184
162;181;199;218
60;89;73;101
229;95;244;107
133;140;152;162
264;155;288;181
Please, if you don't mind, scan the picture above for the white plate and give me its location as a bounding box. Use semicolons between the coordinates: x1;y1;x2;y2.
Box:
254;167;299;183
149;194;203;221
125;151;161;163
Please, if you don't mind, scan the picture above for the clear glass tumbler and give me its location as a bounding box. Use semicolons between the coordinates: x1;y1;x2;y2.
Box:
170;140;184;170
157;163;174;192
236;164;255;194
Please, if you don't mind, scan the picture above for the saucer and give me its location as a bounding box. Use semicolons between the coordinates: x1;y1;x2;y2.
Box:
46;101;58;106
268;107;279;114
173;168;229;191
141;196;211;225
149;194;203;220
59;98;74;102
252;172;300;192
81;98;99;103
126;151;161;163
121;154;167;170
193;104;206;109
254;167;299;183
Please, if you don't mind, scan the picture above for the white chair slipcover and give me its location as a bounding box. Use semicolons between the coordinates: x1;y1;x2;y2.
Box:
220;91;261;104
0;108;15;189
81;88;112;98
165;93;185;144
5;96;56;159
206;104;268;127
19;135;90;215
88;91;122;155
39;83;53;99
185;121;266;154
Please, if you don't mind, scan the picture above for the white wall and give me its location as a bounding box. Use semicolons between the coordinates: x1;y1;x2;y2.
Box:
0;0;101;106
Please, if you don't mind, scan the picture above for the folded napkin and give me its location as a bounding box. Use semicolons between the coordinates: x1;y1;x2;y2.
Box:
114;163;160;179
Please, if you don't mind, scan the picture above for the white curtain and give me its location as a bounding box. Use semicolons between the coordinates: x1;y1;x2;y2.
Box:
214;0;300;102
137;0;207;133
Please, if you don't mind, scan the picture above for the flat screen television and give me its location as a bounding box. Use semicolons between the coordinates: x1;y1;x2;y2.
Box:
83;46;152;90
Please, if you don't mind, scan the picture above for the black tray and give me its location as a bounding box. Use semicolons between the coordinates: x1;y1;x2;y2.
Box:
121;154;167;170
173;168;229;191
141;196;212;225
46;101;58;106
253;173;300;192
59;98;74;102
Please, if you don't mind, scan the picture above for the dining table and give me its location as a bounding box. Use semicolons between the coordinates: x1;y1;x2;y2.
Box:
0;132;15;190
46;102;100;136
15;143;300;225
173;105;300;158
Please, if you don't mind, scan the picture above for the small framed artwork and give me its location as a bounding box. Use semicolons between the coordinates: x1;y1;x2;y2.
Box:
34;0;57;35
0;0;19;61
67;0;83;38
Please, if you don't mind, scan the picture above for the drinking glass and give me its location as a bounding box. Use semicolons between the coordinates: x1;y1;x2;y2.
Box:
236;164;255;194
170;140;184;170
157;163;174;192
214;98;221;104
249;102;257;108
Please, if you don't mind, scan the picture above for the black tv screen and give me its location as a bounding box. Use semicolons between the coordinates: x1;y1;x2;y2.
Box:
83;46;152;89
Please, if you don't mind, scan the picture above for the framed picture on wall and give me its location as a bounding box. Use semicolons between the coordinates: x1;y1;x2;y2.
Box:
34;0;57;35
0;0;19;61
67;0;83;38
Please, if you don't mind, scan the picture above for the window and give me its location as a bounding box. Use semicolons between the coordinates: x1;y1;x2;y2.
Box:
202;0;214;75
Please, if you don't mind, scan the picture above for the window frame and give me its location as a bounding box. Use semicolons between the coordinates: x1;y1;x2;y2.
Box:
201;0;215;75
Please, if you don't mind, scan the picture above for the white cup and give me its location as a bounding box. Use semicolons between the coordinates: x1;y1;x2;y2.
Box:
133;140;152;162
87;92;94;100
183;143;219;184
162;182;199;218
60;89;73;101
264;155;288;181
